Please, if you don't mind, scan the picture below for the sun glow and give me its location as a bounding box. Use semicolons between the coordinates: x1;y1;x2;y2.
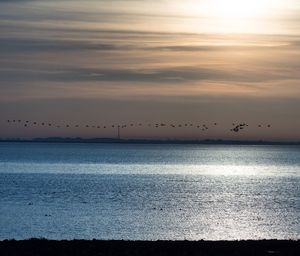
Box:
204;0;282;18
175;0;285;33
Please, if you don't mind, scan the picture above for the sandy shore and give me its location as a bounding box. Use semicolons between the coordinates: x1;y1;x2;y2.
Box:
0;239;299;256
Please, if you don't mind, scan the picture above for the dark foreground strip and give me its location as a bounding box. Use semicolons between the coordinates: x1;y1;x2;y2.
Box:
0;239;299;256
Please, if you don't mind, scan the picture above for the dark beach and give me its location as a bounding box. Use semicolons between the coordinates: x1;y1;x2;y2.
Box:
0;239;299;256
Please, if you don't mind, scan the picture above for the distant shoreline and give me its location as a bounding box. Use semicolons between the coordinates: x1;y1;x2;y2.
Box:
0;239;299;256
0;137;300;145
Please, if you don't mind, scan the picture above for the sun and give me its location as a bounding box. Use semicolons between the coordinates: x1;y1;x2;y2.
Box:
175;0;285;33
182;0;283;19
205;0;280;18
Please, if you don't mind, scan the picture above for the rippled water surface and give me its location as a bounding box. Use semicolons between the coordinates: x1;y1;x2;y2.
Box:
0;143;299;240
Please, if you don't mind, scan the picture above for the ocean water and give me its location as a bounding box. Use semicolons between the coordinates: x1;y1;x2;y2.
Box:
0;142;299;240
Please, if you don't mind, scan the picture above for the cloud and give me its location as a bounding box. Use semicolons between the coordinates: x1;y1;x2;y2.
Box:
0;66;223;83
1;28;299;90
0;38;123;52
1;64;299;86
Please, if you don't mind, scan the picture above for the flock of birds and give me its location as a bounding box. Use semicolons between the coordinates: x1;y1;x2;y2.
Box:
5;119;272;134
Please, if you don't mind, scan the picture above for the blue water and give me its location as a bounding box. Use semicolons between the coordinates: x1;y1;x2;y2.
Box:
0;143;299;240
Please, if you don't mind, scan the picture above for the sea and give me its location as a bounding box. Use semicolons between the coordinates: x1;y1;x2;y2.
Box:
0;142;299;240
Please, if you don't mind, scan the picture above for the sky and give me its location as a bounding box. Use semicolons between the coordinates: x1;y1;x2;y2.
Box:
0;0;300;141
